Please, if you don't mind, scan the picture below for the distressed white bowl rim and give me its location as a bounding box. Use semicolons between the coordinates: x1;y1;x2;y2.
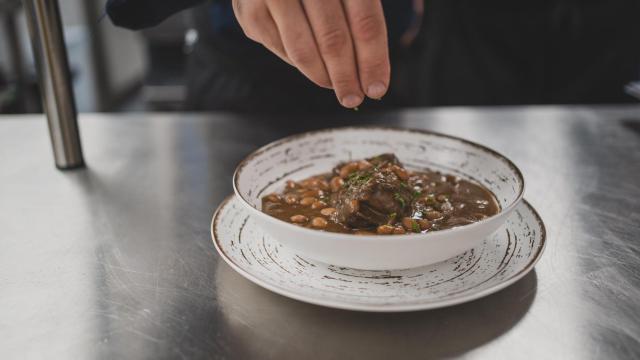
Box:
232;126;526;243
211;195;546;312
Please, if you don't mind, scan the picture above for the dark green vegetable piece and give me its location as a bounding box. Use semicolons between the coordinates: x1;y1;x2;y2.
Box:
411;220;421;233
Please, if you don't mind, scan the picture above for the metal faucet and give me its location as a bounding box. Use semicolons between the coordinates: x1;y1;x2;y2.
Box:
23;0;84;169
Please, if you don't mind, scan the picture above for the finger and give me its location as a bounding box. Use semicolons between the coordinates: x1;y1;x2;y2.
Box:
267;0;332;89
255;12;295;66
342;0;390;99
232;0;293;66
302;0;364;108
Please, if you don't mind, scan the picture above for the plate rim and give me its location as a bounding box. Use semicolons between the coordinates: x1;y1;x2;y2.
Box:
211;195;547;312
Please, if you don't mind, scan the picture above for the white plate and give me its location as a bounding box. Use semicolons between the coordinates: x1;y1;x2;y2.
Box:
212;195;546;312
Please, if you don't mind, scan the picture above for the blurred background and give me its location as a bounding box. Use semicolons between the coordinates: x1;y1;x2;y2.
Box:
1;0;639;115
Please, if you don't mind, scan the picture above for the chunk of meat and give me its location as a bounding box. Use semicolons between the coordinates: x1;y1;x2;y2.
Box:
366;153;402;167
332;154;414;228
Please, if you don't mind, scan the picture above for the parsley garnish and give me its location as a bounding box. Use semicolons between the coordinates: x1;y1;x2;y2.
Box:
394;193;406;208
346;171;359;182
345;171;372;187
411;220;421;233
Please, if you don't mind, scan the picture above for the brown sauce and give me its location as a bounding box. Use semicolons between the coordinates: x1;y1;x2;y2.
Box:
261;153;500;235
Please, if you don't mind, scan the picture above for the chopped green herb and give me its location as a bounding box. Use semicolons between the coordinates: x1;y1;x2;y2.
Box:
411;220;421;233
394;193;406;208
345;171;372;188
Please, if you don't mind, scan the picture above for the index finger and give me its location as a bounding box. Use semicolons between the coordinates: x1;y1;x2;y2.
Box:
343;0;390;99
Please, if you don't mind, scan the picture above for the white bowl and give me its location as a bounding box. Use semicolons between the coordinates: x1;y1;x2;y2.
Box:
233;127;524;270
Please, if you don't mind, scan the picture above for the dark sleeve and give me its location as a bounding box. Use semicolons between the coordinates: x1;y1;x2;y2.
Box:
106;0;207;30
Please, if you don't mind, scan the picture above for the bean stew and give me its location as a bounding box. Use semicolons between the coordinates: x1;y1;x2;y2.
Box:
261;154;500;235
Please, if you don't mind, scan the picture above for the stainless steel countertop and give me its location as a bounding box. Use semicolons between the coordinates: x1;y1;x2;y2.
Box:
1;106;639;359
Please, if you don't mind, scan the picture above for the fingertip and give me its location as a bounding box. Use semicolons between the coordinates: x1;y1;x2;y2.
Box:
341;94;363;108
366;81;387;99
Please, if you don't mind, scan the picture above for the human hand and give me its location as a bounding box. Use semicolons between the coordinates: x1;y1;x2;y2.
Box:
232;0;390;108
